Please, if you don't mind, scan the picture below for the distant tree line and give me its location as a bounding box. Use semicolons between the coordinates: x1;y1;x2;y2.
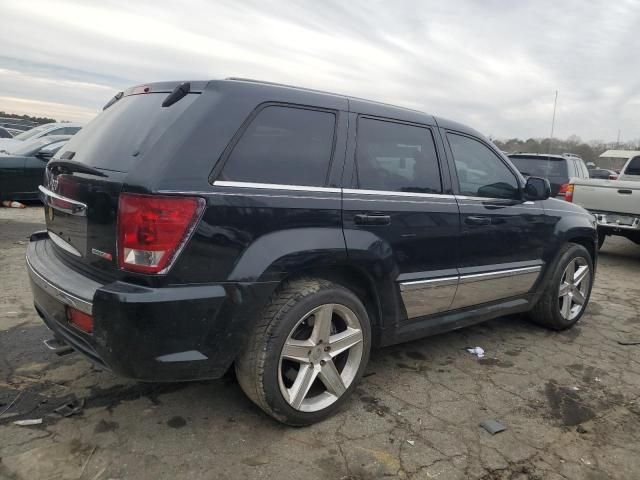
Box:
0;111;58;125
493;135;640;164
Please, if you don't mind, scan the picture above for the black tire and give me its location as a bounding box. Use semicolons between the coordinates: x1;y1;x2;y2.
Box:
235;277;371;426
528;243;594;330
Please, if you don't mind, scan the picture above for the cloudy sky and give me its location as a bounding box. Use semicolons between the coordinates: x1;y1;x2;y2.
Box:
0;0;638;141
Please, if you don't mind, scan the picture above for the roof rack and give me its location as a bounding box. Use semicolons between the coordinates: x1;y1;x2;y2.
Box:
224;77;429;116
225;77;342;98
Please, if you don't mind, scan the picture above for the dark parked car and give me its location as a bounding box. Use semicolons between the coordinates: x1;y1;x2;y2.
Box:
0;135;70;201
588;168;618;180
508;153;590;198
27;79;597;425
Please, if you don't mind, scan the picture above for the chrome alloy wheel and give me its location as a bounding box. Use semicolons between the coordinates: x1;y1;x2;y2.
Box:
278;303;364;412
558;257;591;321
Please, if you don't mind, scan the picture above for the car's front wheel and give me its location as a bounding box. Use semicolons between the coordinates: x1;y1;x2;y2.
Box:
529;243;594;330
235;278;371;426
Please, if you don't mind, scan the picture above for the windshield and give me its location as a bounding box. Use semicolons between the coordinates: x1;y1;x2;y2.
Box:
13;124;52;141
509;157;568;178
10;136;59;156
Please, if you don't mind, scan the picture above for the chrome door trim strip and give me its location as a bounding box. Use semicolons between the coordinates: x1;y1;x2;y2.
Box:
400;276;459;291
39;185;87;217
458;266;541;284
26;255;93;315
49;231;82;257
213;180;341;193
399;265;543;318
344;188;455;199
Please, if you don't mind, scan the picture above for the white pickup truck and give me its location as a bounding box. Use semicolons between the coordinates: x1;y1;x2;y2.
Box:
571;155;640;248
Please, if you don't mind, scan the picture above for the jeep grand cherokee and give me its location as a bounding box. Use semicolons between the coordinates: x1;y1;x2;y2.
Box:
27;78;597;425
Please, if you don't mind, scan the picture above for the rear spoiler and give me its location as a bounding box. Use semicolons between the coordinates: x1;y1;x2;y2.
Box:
103;80;209;110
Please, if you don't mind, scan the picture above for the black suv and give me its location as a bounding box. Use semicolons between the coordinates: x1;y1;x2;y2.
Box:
507;153;590;199
27;79;597;425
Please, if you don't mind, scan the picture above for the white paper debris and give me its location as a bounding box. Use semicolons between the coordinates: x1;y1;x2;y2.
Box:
466;346;485;358
13;419;43;426
407;440;415;446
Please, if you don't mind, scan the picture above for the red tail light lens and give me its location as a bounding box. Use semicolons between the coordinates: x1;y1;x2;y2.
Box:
558;183;574;202
117;193;205;274
67;307;93;333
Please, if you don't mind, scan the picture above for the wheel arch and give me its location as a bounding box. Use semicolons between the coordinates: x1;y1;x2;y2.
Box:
281;264;387;346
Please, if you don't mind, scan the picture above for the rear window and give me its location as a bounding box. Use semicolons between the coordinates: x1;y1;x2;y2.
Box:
54;93;197;172
220;106;336;187
14;125;50;141
509;156;568;178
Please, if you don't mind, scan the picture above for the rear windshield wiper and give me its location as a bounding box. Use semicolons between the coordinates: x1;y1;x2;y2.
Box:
103;91;123;110
48;158;107;177
162;82;190;107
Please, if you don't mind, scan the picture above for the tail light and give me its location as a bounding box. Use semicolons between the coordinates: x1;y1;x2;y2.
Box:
609;174;618;180
117;193;205;274
67;307;93;333
558;183;574;202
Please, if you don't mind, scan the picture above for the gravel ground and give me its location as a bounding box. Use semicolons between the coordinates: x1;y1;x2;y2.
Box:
1;205;639;480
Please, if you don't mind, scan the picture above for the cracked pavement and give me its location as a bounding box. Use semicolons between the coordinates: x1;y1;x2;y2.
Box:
1;206;640;480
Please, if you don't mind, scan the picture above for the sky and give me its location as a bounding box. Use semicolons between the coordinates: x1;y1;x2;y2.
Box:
0;0;638;141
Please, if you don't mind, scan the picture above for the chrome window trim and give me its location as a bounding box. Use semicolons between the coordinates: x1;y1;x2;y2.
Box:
158;190;338;201
39;185;87;217
455;195;535;205
344;188;454;199
346;197;456;205
26;255;93;315
213;180;340;193
49;231;82;257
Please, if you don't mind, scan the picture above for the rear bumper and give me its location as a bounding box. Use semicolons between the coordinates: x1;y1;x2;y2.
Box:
26;231;277;382
592;211;640;231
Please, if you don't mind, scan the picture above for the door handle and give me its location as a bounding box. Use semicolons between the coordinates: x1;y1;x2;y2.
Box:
465;216;491;226
354;213;391;226
618;189;632;195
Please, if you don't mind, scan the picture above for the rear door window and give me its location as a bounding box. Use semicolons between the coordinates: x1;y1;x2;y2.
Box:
355;117;442;193
220;106;336;187
448;133;519;199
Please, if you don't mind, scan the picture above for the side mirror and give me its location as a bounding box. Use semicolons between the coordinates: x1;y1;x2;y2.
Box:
524;176;551;201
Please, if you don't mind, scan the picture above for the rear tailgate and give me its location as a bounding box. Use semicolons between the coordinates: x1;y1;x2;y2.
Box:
572;179;640;216
42;82;204;279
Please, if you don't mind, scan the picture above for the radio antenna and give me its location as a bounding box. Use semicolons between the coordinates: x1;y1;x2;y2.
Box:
548;90;558;156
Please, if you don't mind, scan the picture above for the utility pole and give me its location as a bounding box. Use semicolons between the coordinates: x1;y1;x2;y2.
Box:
548;90;558;155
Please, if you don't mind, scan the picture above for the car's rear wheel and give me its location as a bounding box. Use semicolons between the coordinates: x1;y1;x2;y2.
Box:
235;278;371;426
528;243;593;330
